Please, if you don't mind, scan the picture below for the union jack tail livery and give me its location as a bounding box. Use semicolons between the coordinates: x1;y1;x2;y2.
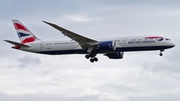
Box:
12;19;39;44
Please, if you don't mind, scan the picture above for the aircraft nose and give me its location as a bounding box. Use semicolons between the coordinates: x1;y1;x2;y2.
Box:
171;42;175;48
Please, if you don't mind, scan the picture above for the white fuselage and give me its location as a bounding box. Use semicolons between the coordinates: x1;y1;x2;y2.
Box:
18;36;175;55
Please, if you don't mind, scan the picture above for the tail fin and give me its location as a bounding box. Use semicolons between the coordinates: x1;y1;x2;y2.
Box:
12;19;39;44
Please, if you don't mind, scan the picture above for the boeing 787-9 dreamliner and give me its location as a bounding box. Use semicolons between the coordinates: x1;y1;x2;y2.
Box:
5;20;175;63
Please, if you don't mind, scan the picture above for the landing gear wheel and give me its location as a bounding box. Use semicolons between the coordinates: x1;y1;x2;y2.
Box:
94;57;98;62
85;53;98;63
90;58;95;63
85;55;90;59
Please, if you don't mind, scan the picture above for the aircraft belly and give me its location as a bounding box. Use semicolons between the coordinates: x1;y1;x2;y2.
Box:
116;45;173;52
35;44;86;55
36;49;87;55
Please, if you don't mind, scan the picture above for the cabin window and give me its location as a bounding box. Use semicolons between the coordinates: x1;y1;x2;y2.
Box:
47;43;52;45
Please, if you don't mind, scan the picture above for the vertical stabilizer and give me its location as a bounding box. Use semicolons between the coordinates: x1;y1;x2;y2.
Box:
12;19;39;44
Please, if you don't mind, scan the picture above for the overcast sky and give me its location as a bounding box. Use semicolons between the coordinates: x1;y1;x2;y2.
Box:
0;0;180;101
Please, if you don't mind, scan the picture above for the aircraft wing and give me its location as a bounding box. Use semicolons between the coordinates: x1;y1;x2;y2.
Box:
43;21;99;50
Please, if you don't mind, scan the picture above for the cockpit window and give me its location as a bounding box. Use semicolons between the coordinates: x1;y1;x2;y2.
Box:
166;38;171;41
156;37;163;41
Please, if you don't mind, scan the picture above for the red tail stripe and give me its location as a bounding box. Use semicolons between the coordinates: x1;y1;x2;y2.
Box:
21;36;36;44
14;23;29;32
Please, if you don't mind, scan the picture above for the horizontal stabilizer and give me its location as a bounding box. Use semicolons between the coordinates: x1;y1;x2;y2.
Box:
4;40;30;47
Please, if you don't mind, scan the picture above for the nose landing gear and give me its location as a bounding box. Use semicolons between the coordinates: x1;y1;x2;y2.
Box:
159;52;163;56
159;49;164;56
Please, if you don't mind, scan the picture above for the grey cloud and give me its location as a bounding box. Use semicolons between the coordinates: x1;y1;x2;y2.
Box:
96;84;136;94
18;56;41;68
2;0;180;21
124;92;180;101
142;59;180;74
0;93;118;101
142;36;180;73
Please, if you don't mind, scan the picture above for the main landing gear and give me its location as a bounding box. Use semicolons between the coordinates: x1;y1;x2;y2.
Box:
85;54;98;63
159;49;164;56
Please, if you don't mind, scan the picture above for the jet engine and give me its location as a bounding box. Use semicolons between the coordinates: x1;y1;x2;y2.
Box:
104;52;124;59
98;41;116;51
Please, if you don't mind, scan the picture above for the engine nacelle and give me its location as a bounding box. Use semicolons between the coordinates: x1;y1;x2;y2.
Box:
98;41;115;51
104;52;124;59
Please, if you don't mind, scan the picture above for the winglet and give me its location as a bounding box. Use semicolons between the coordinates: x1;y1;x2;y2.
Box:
42;21;51;25
43;21;57;28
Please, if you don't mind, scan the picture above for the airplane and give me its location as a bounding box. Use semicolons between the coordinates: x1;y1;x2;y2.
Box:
4;20;175;63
